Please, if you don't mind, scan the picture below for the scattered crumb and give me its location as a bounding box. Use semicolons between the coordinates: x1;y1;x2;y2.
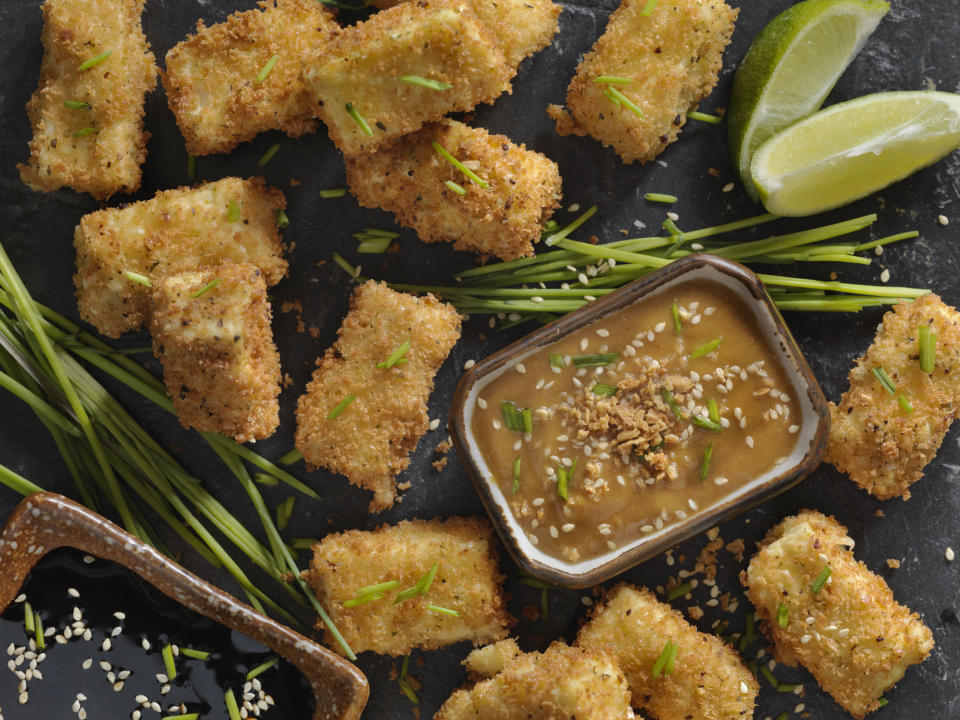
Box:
309;326;322;338
708;167;721;178
432;457;449;471
687;605;704;620
725;538;745;561
397;481;412;491
522;603;540;620
886;558;901;569
290;178;301;186
283;373;294;389
875;509;885;518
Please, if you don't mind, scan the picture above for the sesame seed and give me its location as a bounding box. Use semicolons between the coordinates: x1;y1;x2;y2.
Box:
429;418;440;431
99;661;111;672
15;594;26;603
568;203;580;212
880;268;890;283
463;358;476;370
713;476;728;486
946;547;955;562
653;321;666;333
722;182;735;192
156;673;168;683
739;681;749;694
19;692;28;704
102;638;112;652
135;695;148;705
73;701;81;713
800;634;812;644
141;638;151;651
83;555;95;564
111;626;122;637
132;712;141;720
795;704;806;713
596;328;609;337
68;588;80;598
938;214;949;226
550;526;559;538
667;211;679;221
788;424;799;434
82;658;93;670
561;523;576;533
515;363;527;374
73;607;82;622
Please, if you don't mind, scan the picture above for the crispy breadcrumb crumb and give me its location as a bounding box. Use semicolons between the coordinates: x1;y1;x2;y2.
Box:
743;510;934;719
346;119;562;261
548;0;736;164
19;0;158;199
304;517;511;656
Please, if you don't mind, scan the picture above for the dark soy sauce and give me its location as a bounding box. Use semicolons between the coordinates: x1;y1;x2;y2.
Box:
0;550;314;719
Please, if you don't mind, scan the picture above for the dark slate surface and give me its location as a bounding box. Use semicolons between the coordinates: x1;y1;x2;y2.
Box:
1;0;959;717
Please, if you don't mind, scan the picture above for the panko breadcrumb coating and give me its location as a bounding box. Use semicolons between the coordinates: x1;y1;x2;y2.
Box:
743;510;934;719
436;641;635;720
295;282;461;511
302;1;513;156
826;293;960;500
577;583;758;720
18;0;158;199
149;263;281;443
304;517;511;656
74;177;287;338
368;0;561;69
548;0;737;164
162;0;337;156
345;119;562;261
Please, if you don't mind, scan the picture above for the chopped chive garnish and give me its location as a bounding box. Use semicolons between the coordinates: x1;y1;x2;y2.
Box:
162;644;177;680
332;252;360;279
691;414;722;431
377;340;410;369
706;398;720;424
662;217;683;238
918;325;936;373
420;562;439;595
327;394;356;420
73;127;96;137
699;442;713;482
660;387;684;420
357;237;392;254
279;448;303;465
225;688;242;720
179;648;211;660
255;54;279;83
543;205;598;246
187;154;196;181
878;698;888;707
556;466;568;501
342;592;386;607
345;103;374;136
399;677;419;704
592;383;618;397
33;611;44;651
246;657;279;680
500;401;532;432
426;604;460;616
23;601;34;634
395;562;440;603
276;496;295;531
745;612;756;644
64;100;91;110
162;714;199;720
760;664;779;688
690;336;722;359
400;75;452;91
444;179;467;195
190;278;221;299
593;75;631;85
871;367;897;395
602;86;645;118
687;110;723;125
571;353;618;367
79;49;112;71
666;581;693;601
290;537;319;550
549;353;565;368
640;0;658;15
276;209;289;228
226;200;241;222
671;301;682;333
258;143;280;166
124;270;152;287
431;140;489;189
254;472;279;487
651;640;678;678
355;580;401;596
738;634;748;653
777;683;799;693
777;603;788;628
897;394;914;414
319;188;347;198
775;712;789;720
811;564;831;594
512;456;521;494
644;193;678;203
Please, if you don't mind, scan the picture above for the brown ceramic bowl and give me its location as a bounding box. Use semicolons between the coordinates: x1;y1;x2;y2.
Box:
0;492;369;720
449;254;830;589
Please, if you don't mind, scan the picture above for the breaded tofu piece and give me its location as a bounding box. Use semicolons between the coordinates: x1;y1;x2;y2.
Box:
547;0;737;164
826;293;960;500
302;1;513;156
295;281;461;510
437;641;635;720
743;510;934;719
18;0;158;199
149;263;281;443
162;0;337;156
304;517;511;656
74;177;287;338
577;583;758;720
368;0;561;69
345;119;562;261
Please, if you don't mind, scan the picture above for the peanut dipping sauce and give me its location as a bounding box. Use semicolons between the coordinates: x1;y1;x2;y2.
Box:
471;280;801;563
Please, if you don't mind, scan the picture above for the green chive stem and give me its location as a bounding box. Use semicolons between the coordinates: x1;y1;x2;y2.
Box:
255;54;279;83
327;394;356;420
431;140;489;189
651;640;676;678
258;143;281;167
179;648;211;660
124;270;152;287
79;50;112;71
640;0;658;15
871;367;897;396
319;188;347;198
592;383;618;396
512;456;521;494
400;75;452;91
918;325;935;373
73;128;96;138
603;86;645;118
355;580;401;596
246;657;280;680
426;604;460;616
444;179;467;195
699;442;713;482
190;278;221;299
64;100;91;110
276;209;289;228
377;340;410;369
225;688;242;720
593;75;631;84
162;644;177;680
571;352;618;367
544;206;599;247
345;103;374;136
707;398;720;424
689;336;722;359
279;448;303;465
644;193;678;203
811;564;831;594
226;200;241;222
671;301;682;333
666;581;693;601
687;110;723;125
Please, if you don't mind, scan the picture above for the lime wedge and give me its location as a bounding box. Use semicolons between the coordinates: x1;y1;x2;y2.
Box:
728;0;889;200
751;91;960;216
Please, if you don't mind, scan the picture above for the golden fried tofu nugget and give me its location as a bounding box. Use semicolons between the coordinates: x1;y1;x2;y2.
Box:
437;641;635;720
302;1;513;156
162;0;337;156
149;263;281;443
743;510;934;719
304;517;511;656
346;119;562;261
577;583;757;720
18;0;158;199
548;0;737;164
826;293;960;500
74;177;287;338
295;281;461;510
369;0;561;69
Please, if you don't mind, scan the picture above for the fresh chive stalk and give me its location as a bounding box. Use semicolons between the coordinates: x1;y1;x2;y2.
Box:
512;456;521;493
377;340;410;369
775;712;789;720
179;648;211;660
327;394;356;420
276;496;295;530
706;398;720;424
431;141;489;189
357;237;393;254
355;580;401;596
426;604;460;616
666;581;693;601
319;188;347;198
544;206;598;247
332;252;361;279
872;367;897;395
33;610;44;651
592;383;617;397
777;603;788;628
279;448;303;465
64;100;91;110
73;128;96;138
400;75;452;91
254;472;278;487
276;209;289;228
897;394;914;414
811;564;831;594
640;0;658;15
687;111;723;125
79;50;112;71
644;193;678;203
549;353;565;368
593;75;631;85
918;325;935;373
124;271;152;287
190;278;221;299
651;640;678;678
660;387;684;420
258;143;281;167
395;562;440;603
399;654;419;704
556;466;568;500
603;86;645;118
246;657;279;680
500;401;532;432
342;592;385;608
345;103;374;136
690;337;722;359
691;415;722;432
760;665;779;688
671;301;682;332
187;154;196;182
162;644;177;680
572;353;617;367
226;200;241;222
778;683;799;693
225;688;242;720
444;179;467;196
699;442;713;482
255;55;279;83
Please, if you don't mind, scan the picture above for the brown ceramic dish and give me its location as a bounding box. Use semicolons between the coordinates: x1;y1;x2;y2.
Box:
449;254;831;589
0;492;369;720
